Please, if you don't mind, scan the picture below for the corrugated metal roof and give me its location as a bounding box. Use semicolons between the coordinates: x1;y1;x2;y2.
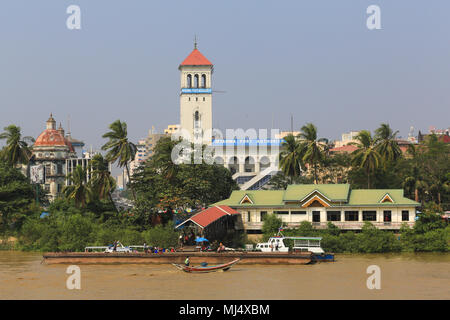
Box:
176;205;238;229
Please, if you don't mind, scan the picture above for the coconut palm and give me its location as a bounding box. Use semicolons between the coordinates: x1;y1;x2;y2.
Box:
89;154;118;212
298;123;327;184
351;130;382;189
62;165;92;208
0;125;34;167
374;123;402;166
101;120;137;200
278;134;303;183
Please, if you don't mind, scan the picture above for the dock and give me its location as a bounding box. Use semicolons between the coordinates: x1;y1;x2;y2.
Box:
42;251;313;265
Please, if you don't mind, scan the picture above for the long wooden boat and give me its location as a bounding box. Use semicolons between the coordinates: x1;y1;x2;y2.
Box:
172;258;240;273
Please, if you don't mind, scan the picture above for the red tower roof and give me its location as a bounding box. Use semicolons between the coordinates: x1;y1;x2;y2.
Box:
180;48;213;67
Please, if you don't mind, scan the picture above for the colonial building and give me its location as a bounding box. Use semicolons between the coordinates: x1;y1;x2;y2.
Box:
214;184;420;232
31;114;77;200
31;114;95;201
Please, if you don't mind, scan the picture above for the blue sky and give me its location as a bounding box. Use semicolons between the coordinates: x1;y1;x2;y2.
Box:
0;0;449;153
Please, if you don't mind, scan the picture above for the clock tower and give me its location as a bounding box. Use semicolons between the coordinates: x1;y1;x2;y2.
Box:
179;42;213;144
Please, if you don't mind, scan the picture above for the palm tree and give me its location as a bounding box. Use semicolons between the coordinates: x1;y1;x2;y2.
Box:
89;154;118;212
278;134;303;183
62;165;92;208
298;123;327;184
351;130;381;189
374;123;402;166
101;120;137;200
0;125;34;168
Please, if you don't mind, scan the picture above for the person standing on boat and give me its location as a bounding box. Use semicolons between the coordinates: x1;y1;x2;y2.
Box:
185;256;190;266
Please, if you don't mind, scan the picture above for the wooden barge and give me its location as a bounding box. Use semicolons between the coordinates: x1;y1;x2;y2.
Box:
42;251;313;265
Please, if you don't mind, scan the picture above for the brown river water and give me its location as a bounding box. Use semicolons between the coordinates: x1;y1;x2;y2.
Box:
0;251;449;300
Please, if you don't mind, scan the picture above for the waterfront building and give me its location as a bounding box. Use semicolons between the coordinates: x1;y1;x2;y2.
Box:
31;115;75;200
31;114;102;201
214;184;419;233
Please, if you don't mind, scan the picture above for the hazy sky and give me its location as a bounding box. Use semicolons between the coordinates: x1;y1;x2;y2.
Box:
1;0;449;153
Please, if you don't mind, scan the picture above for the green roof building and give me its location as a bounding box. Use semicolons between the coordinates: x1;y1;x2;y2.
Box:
213;184;420;233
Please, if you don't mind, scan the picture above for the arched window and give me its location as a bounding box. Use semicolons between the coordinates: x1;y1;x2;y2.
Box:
194;111;200;128
194;74;199;88
187;74;192;88
201;74;207;88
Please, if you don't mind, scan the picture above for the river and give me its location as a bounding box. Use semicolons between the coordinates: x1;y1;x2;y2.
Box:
0;251;448;299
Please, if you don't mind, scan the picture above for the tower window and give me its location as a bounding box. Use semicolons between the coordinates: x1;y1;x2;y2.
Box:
201;74;206;88
196;97;198;101
194;74;199;88
203;97;205;101
187;74;192;88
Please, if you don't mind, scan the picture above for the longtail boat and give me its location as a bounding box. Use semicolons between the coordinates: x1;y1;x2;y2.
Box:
172;258;240;273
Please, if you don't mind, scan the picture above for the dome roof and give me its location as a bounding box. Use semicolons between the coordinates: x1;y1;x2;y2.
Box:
34;129;75;152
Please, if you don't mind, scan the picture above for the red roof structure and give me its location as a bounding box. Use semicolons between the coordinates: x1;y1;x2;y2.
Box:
177;205;238;229
34;129;75;152
180;48;213;67
329;145;358;154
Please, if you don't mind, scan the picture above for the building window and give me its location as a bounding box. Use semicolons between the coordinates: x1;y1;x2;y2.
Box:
196;97;198;101
274;211;289;215
187;74;192;88
201;74;206;88
291;211;306;215
363;211;377;221
383;210;392;222
345;211;359;221
203;97;205;101
402;210;409;221
194;74;199;88
260;211;267;221
312;211;321;222
327;211;341;221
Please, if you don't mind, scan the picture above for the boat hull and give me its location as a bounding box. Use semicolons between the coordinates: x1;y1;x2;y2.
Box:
312;253;335;262
42;251;312;265
173;259;240;273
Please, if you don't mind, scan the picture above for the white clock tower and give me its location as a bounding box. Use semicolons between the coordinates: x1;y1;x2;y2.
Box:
179;42;213;144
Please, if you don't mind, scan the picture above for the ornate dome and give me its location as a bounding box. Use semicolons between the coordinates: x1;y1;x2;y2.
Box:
34;129;74;151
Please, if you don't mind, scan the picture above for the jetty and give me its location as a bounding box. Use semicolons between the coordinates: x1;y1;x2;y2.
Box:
42;251;312;265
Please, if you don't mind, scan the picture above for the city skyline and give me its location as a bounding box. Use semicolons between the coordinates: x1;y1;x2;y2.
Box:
1;0;449;152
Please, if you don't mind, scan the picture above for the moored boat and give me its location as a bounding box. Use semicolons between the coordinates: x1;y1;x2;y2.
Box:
172;258;240;273
255;232;335;262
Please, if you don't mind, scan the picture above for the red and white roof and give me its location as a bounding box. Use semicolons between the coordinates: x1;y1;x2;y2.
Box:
180;48;213;67
176;205;239;229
